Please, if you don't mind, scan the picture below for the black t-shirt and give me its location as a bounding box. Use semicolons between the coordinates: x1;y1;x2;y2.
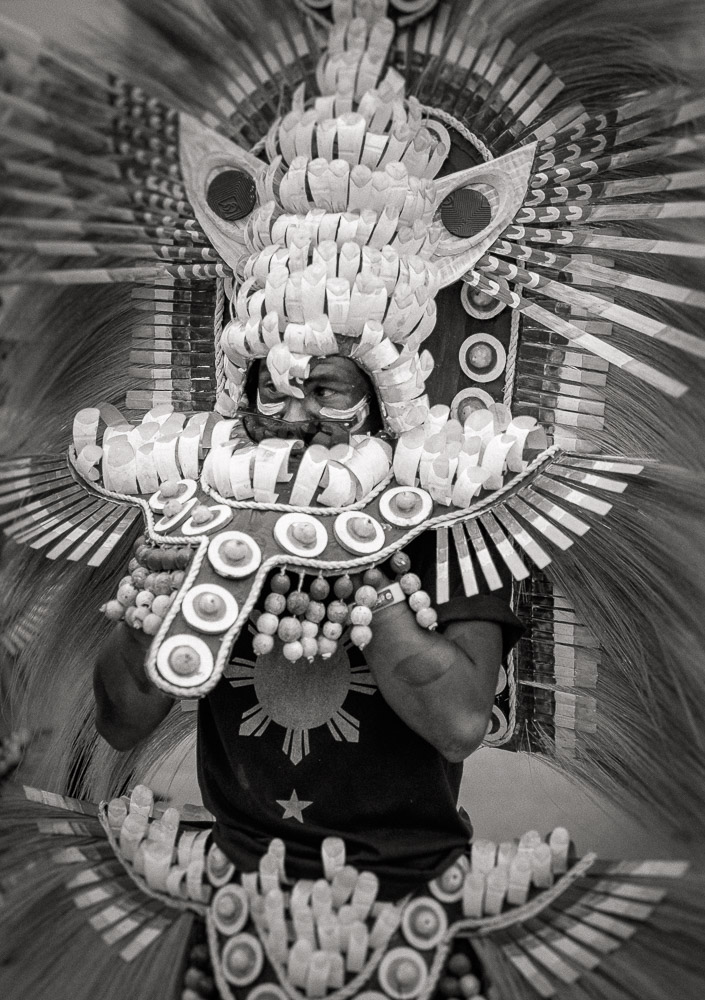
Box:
197;531;524;900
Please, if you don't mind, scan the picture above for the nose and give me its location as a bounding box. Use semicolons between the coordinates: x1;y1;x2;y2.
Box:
281;397;309;423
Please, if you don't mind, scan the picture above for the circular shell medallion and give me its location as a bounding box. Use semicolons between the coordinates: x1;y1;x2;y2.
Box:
459;333;507;383
461;280;506;320
208;531;262;578
334;511;385;554
378;947;428;1000
181;504;233;536
149;479;197;512
451;387;495;423
379;487;433;527
274;513;329;557
182;583;239;634
156;634;214;689
221;933;264;987
401;896;448;950
153;496;198;533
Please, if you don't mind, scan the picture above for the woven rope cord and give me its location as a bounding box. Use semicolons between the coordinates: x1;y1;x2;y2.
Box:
214;276;227;399
416;105;493;162
502;304;522;409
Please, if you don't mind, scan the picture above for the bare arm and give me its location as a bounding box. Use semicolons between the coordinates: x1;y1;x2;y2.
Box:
94;624;174;751
363;600;502;762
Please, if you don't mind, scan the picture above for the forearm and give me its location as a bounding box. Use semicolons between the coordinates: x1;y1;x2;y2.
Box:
94;624;174;751
363;603;500;761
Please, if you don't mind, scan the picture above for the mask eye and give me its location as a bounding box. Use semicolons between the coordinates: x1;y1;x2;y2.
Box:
432;142;537;288
206;169;257;222
440;187;492;239
179;112;263;271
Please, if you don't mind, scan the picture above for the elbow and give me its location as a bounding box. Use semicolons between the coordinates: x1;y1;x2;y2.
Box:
438;716;489;762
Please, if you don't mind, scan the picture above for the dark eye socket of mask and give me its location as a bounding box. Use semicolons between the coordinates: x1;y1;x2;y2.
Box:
440;188;492;239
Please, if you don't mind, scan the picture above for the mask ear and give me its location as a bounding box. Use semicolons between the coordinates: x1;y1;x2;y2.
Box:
179;112;264;272
431;142;537;288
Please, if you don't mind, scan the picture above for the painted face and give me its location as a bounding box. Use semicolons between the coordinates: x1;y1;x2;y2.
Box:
245;356;379;444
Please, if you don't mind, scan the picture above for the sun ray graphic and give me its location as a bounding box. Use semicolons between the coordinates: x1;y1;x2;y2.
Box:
224;641;376;765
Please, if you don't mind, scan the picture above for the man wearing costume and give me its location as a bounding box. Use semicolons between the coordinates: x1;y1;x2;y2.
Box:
1;2;705;999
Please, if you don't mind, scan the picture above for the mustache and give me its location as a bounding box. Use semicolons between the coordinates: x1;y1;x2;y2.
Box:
242;411;317;443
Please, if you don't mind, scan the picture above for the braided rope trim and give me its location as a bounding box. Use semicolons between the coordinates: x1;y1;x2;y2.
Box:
415;105;493;163
97;802;208;917
502;304;522;409
416;854;598;1000
214;276;227;399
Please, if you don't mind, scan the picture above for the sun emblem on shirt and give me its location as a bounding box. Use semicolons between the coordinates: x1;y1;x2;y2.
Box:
225;632;377;765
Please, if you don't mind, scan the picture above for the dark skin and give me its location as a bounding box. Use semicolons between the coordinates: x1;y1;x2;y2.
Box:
94;357;503;761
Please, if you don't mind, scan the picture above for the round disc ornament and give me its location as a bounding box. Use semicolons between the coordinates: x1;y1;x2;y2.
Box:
334;512;385;554
429;857;468;903
182;504;233;536
274;513;328;557
401;896;448;950
379;487;433;527
156;634;214;689
246;986;288;1000
441;187;492;239
451;387;495;423
182;583;238;634
153;496;198;533
459;333;507;383
221;933;264;987
208;531;262;578
206;169;257;222
212;884;249;935
149;479;197;512
461;281;506;320
378;947;428;1000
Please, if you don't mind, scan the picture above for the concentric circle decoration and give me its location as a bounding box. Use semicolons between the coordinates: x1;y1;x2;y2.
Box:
153;496;198;533
208;531;262;578
495;665;508;696
246;985;288;1000
334;511;385;554
379;487;433;527
274;512;329;557
149;479;198;512
212;884;249;935
459;333;507;383
429;856;468;903
221;933;264;987
461;281;506;320
451;388;495;423
441;187;492;239
484;705;510;745
156;634;214;689
401;896;448;950
181;504;233;536
378;947;428;1000
206;169;257;222
182;583;238;634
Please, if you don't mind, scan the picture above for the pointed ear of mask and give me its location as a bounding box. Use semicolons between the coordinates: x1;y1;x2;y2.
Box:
432;142;537;289
179;112;264;272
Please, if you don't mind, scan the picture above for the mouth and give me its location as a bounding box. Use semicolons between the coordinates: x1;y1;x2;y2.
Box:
242;413;357;448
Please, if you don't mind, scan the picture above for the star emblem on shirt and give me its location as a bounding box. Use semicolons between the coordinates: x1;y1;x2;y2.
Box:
276;789;312;823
